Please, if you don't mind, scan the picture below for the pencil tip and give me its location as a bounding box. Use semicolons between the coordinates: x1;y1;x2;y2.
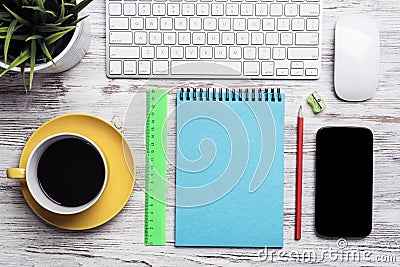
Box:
298;106;303;117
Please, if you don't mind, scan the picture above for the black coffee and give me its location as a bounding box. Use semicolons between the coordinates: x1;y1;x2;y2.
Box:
37;138;105;207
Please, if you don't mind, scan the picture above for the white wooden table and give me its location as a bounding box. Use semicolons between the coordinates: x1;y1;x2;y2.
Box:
1;0;399;266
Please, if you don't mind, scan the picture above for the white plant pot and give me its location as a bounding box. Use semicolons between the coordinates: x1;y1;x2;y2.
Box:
0;19;91;74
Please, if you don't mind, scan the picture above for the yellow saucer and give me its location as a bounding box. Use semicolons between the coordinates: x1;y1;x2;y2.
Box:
18;114;135;230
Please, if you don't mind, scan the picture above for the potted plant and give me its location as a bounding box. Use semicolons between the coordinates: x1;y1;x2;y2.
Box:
0;0;93;91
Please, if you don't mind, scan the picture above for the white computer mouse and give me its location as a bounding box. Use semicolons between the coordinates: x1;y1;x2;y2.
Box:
334;15;380;101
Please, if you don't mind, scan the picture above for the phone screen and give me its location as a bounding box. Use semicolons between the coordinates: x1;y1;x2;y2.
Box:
315;127;373;237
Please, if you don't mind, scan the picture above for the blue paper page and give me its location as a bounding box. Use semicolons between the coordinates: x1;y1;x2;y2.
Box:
176;90;285;248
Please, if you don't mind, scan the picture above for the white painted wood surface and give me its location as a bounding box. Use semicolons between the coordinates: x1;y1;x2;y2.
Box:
1;0;399;265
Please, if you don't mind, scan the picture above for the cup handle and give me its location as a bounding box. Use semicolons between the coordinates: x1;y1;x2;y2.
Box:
6;168;26;179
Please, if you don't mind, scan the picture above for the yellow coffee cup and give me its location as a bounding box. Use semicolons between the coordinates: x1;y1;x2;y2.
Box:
7;133;108;215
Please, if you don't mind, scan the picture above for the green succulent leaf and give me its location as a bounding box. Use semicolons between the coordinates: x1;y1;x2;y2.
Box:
38;39;54;65
22;5;46;13
45;27;75;45
35;25;76;33
2;5;32;27
30;39;36;89
70;0;92;15
4;19;18;64
0;49;31;77
25;35;44;41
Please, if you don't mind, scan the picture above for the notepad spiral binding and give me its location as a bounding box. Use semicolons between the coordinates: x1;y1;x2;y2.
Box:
179;88;282;102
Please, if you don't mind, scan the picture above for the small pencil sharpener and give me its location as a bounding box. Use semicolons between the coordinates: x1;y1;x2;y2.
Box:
307;91;326;114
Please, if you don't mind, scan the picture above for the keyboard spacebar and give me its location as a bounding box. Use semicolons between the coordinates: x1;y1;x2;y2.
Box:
171;61;242;76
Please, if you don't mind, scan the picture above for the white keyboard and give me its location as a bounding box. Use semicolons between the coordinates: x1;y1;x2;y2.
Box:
106;0;322;79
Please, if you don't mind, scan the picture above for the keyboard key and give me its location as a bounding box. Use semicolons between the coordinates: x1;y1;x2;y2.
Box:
160;17;173;30
277;18;290;31
189;17;202;30
124;61;137;75
211;3;224;16
226;4;239;16
251;32;264;45
142;46;155;59
288;47;319;60
295;32;319;45
270;4;283;16
273;47;286;59
109;3;122;16
109;18;129;30
109;32;133;44
145;17;158;30
291;61;304;69
167;3;180;15
261;61;274;76
284;3;298;17
200;46;213;59
291;68;303;76
171;61;241;75
233;18;246;31
229;46;242;59
178;32;191;45
236;32;249;45
153;4;166;15
306;68;318;76
266;33;279;45
171;46;184;58
255;4;268;16
156;46;169;58
204;18;217;30
207;32;220;45
292;18;305;31
134;31;147;44
299;3;319;17
124;3;136;16
149;32;162;44
280;32;293;45
276;68;289;76
175;18;187;30
182;3;195;15
193;32;206;44
153;60;169;74
131;18;144;29
185;47;198;59
240;4;253;16
222;32;235;44
110;47;139;58
109;60;122;74
138;60;151;74
248;18;261;31
306;18;319;31
197;4;209;15
214;24;230;37
215;47;227;59
244;61;259;76
259;47;271;59
163;32;176;44
138;3;151;15
262;18;275;31
243;47;257;59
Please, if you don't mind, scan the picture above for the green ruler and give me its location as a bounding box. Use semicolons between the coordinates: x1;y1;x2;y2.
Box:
145;89;168;246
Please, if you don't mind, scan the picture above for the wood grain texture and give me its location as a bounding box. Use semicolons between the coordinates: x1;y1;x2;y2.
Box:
0;0;399;266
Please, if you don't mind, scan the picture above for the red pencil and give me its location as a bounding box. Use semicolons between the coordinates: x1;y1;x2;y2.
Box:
295;106;304;240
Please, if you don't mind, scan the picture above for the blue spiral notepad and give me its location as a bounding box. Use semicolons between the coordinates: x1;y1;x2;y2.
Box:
175;88;285;248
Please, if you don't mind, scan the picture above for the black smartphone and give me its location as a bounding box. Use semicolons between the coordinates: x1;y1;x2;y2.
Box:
315;127;373;237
